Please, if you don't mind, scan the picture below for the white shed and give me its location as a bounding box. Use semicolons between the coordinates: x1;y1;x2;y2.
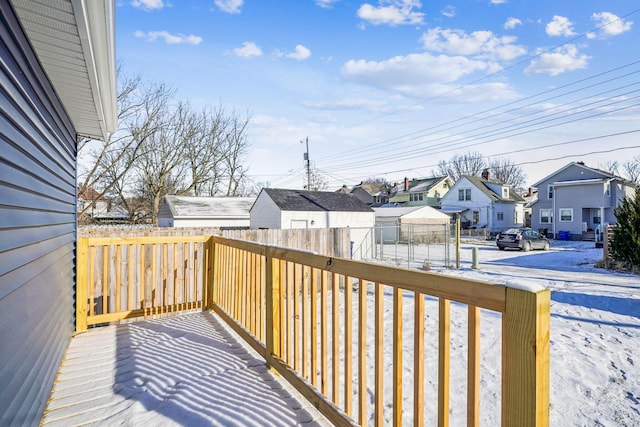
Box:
373;206;451;242
158;196;254;228
250;188;375;251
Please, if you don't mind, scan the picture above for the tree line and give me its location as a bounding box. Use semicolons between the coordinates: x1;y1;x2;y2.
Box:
78;67;251;224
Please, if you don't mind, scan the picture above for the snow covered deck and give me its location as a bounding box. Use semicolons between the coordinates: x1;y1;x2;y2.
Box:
42;311;331;427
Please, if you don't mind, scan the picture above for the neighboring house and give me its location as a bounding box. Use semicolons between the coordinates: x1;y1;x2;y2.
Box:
530;162;637;240
250;188;375;254
350;181;391;207
440;172;526;233
0;1;116;425
78;188;129;224
388;176;453;207
158;196;255;228
373;206;451;243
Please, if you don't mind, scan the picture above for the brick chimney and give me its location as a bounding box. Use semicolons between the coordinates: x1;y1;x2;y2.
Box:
404;177;409;191
481;168;490;180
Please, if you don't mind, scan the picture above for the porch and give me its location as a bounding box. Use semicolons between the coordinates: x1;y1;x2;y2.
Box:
46;234;551;426
41;311;330;426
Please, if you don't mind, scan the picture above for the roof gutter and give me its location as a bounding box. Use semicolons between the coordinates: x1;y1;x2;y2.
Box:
71;0;117;140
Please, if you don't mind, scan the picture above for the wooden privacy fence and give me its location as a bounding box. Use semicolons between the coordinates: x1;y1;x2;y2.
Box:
76;235;550;426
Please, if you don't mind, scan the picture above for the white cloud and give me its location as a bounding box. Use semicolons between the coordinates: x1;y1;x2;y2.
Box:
441;5;455;18
134;30;202;45
357;0;425;26
341;52;495;98
490;0;507;4
233;41;263;58
546;15;576;37
525;45;590;76
131;0;163;11
215;0;243;14
421;27;526;61
315;0;339;8
286;45;312;61
504;17;522;30
590;12;633;38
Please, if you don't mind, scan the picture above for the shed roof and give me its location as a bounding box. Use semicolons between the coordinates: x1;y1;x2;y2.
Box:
163;196;255;218
260;188;373;212
11;0;117;141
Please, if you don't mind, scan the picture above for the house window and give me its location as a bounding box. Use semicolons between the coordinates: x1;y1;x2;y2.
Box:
458;188;471;201
502;187;509;198
540;209;553;224
559;208;573;222
605;183;610;197
547;185;554;199
409;193;424;202
514;210;519;224
497;212;504;221
473;210;479;224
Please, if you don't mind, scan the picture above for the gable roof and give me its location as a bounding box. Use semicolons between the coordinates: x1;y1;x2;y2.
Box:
532;162;618;187
352;181;389;196
373;206;450;219
162;196;255;218
260;188;373;212
461;175;525;203
390;176;450;195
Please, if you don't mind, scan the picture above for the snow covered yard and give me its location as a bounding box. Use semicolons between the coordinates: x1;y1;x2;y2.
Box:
440;240;640;426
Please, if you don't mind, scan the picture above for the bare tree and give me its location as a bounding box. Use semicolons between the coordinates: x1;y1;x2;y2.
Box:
78;68;174;221
221;112;251;196
488;157;528;191
307;166;329;191
622;156;640;183
598;160;620;175
436;151;487;181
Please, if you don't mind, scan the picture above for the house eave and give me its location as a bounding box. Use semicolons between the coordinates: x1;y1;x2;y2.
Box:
11;0;117;141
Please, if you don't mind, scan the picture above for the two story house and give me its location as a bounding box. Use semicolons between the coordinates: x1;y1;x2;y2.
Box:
388;176;453;207
530;162;637;240
440;172;526;233
350;181;391;206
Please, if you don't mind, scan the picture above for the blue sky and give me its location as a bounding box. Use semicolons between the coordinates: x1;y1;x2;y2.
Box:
116;0;640;189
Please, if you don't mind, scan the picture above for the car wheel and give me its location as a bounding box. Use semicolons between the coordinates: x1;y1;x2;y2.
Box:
498;245;505;251
543;241;550;251
522;241;531;252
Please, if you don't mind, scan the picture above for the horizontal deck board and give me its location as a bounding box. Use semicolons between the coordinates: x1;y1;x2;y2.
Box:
42;311;331;427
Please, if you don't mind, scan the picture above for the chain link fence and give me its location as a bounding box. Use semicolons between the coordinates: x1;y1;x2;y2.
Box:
351;223;454;270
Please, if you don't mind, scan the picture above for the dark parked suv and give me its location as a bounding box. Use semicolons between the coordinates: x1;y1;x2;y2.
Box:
496;228;550;251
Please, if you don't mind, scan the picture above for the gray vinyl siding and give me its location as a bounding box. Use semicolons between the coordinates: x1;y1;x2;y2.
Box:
0;3;77;426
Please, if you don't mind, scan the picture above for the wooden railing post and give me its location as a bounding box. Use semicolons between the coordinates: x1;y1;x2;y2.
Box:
265;246;281;369
204;236;214;310
76;237;89;332
502;287;550;427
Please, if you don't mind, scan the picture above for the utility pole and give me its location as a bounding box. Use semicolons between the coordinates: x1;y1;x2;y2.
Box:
302;137;311;190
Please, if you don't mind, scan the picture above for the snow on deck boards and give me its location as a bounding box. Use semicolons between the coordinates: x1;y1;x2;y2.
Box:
42;312;331;427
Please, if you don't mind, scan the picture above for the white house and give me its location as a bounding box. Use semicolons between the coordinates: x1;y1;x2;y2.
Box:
158;196;255;228
440;173;526;233
250;188;375;251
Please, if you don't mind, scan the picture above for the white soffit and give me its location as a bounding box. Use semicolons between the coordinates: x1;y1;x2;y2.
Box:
11;0;116;141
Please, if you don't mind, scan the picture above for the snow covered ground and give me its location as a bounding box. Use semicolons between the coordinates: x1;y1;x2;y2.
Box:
43;239;638;426
443;240;640;426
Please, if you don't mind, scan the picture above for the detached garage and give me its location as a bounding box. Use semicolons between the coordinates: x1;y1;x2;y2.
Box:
374;206;451;243
158;196;254;228
250;188;375;252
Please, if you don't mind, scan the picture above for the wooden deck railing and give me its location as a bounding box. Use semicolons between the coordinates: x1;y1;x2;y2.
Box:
76;235;550;427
